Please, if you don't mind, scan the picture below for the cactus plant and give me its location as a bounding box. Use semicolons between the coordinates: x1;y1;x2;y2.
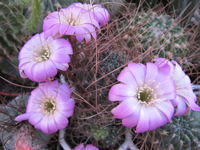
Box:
0;0;27;56
146;110;200;150
120;11;188;60
169;0;199;26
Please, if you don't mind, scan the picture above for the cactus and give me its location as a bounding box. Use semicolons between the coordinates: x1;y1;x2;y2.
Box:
169;0;199;26
91;126;109;140
145;110;200;150
0;0;27;56
120;11;188;59
24;0;43;33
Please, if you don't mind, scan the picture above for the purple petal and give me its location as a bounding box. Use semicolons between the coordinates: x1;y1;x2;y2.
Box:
154;101;174;121
44;60;57;77
15;112;34;121
53;62;69;71
54;111;69;129
153;78;176;95
135;105;149;133
58;98;75;111
82;24;96;39
24;61;37;81
145;63;158;86
122;104;141;127
74;26;86;42
56;83;71;101
43;18;59;31
40;117;49;134
60;109;74;117
117;69;137;89
28;112;43;125
32;62;47;82
50;51;71;63
48;117;58;133
182;95;200;111
59;24;71;36
83;28;91;43
128;62;146;87
109;84;136;98
31;87;46;101
109;93;130;101
146;105;163;131
52;38;72;49
173;96;187;116
111;97;139;119
47;80;59;99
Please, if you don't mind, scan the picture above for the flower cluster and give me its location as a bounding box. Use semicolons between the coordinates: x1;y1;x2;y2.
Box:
109;58;200;133
16;1;109;139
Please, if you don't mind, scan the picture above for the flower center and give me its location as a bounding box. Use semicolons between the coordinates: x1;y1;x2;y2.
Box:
33;45;51;62
60;8;85;26
40;99;56;115
137;84;156;104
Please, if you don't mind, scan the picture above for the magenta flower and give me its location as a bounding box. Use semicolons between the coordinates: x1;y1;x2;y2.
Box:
15;80;75;134
18;32;73;82
109;62;176;133
70;3;110;26
153;58;200;116
43;6;100;43
74;143;99;150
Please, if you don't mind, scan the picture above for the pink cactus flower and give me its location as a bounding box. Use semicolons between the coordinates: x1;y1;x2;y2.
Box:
153;58;200;116
70;2;110;26
43;6;100;43
15;80;75;134
15;126;33;150
109;62;176;133
74;143;99;150
18;32;73;82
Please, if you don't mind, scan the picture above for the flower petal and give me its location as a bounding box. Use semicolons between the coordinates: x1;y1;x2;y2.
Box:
128;62;146;87
15;112;34;121
28;112;43;125
44;60;57;77
109;84;136;98
173;96;187;116
54;111;69;129
111;97;139;119
122;104;141;128
135;105;150;133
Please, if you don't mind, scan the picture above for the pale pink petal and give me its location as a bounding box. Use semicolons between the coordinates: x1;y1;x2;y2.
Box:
109;84;136;98
44;60;57;77
135;105;150;133
111;97;139;119
32;62;47;82
15;112;34;121
53;62;69;71
60;109;74;117
74;26;86;42
40;117;49;134
122;104;141;127
54;111;69;129
117;69;137;89
48;117;58;133
28;112;43;125
57;99;75;111
50;50;71;63
56;83;71;100
128;62;146;87
145;63;158;86
173;96;187;116
154;101;174;121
